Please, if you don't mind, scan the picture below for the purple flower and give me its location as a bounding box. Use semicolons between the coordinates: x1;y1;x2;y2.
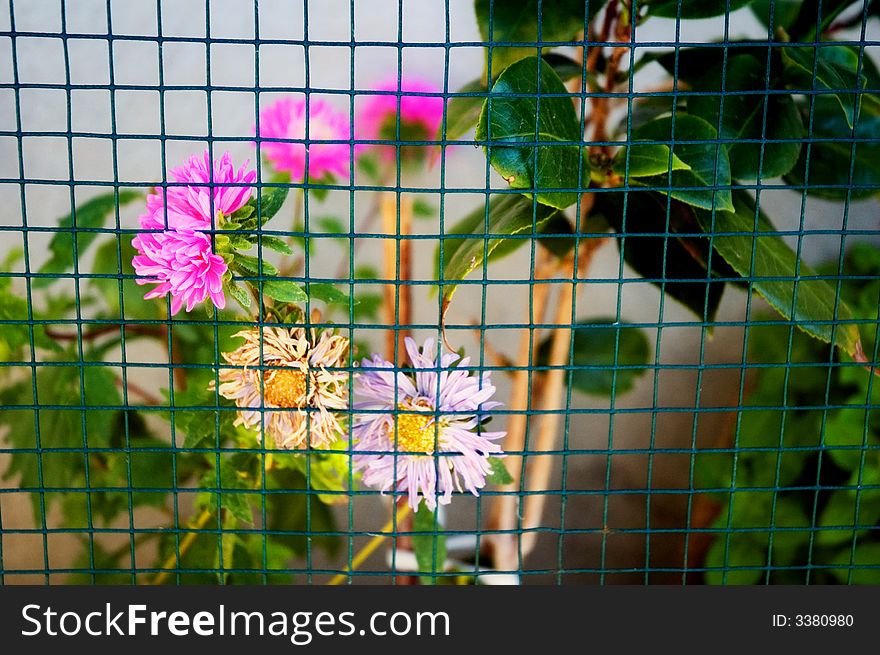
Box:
352;337;505;511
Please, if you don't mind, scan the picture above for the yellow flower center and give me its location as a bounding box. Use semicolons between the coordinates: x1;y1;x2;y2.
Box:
264;368;308;408
389;405;437;454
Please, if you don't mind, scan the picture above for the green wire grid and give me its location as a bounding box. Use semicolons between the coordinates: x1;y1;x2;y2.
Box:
1;0;879;585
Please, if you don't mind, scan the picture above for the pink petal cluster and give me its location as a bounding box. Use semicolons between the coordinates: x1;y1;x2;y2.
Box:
356;77;444;156
257;97;352;182
132;150;256;315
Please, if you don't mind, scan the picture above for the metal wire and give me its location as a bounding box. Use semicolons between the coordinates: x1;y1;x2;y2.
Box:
1;0;879;585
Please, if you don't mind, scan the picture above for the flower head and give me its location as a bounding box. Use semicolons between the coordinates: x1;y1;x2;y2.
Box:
132;150;255;314
257;97;352;182
356;77;444;161
215;325;350;450
132;227;227;315
352;337;505;511
158;150;256;228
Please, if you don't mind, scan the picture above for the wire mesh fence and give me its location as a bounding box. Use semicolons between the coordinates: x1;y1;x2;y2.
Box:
1;0;879;585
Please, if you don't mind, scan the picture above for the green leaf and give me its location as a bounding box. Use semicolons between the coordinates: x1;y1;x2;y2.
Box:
412;198;435;218
476;56;584;210
705;533;765;585
693;190;865;363
308;283;352;306
611;143;691;178
632;115;734;211
256;234;294;255
784;0;859;41
817;488;880;547
225;281;251;310
688;54;804;180
646;0;755;18
198;455;254;526
234;254;278;277
256;177;291;225
781;45;866;129
596;190;731;321
261;279;308;303
439;194;557;310
36;190;141;287
749;0;802;32
537;318;651;397
784;97;880;200
486;457;514;485
413;505;447;583
474;0;599;76
827;543;880;584
443;55;586;143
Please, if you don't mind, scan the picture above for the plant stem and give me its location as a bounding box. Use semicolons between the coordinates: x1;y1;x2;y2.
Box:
328;505;412;585
381;191;413;359
151;508;213;585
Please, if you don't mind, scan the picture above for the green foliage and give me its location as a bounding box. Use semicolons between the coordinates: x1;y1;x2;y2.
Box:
477;57;585;210
537;318;651;397
645;0;755;19
692;190;864;363
632;115;734;211
439;193;558;311
687;54;804;180
486;456;514;485
474;0;599;75
698;243;880;584
35;190;142;287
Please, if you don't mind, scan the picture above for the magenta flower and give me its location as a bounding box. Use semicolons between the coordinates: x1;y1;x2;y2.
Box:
352;337;505;511
356;77;444;159
256;97;352;182
132;150;254;314
132;228;227;315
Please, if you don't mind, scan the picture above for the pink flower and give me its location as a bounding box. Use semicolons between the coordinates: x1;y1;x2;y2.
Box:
142;150;256;230
132;150;253;314
256;97;352;182
132;228;227;315
356;77;444;158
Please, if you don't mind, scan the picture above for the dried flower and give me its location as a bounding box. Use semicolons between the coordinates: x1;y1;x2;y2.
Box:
352;337;505;510
215;325;350;450
356;77;444;161
132;150;256;314
257;97;352;182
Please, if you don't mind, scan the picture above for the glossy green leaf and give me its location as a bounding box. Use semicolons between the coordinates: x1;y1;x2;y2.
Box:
611;143;691;178
781;45;866;128
827;543;880;584
688;54;804;180
36;190;142;287
440;193;557;310
632;115;734;211
646;0;755;18
476;56;584;210
474;0;599;75
261;279;308;303
597;190;732;321
537;317;651;397
445;55;586;143
784;97;880;200
693;190;865;363
749;0;803;32
413;505;447;583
